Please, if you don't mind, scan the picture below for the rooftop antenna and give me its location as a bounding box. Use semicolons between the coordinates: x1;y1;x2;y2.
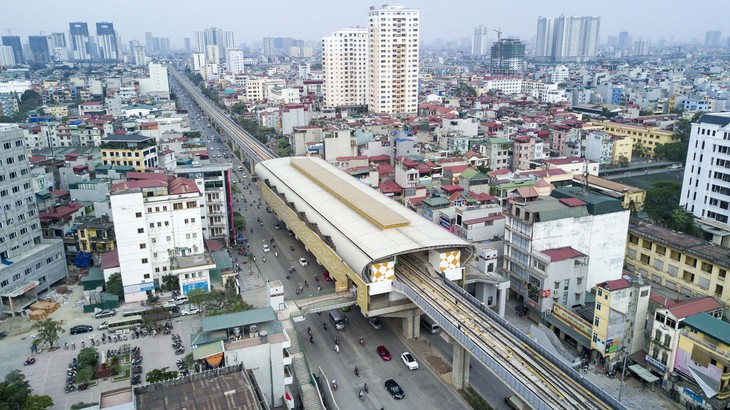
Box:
582;157;589;195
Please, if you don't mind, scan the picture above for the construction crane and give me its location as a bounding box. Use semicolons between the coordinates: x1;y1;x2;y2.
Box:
494;28;502;41
6;28;17;36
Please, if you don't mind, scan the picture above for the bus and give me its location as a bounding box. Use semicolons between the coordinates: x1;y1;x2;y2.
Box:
106;315;143;333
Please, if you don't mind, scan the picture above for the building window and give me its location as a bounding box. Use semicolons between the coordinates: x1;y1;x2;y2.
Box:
596;302;601;310
594;317;600;326
141;258;148;264
669;250;681;261
143;274;150;279
139;244;146;249
137;228;144;234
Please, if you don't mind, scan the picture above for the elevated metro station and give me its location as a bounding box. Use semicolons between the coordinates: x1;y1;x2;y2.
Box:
255;156;475;315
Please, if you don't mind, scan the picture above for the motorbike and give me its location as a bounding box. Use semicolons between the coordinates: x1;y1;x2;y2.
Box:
322;322;327;330
309;336;314;344
364;383;368;393
360;337;364;346
288;266;295;273
359;390;364;400
290;245;294;251
354;367;359;377
78;383;89;391
64;342;68;350
23;357;36;366
331;380;338;390
334;344;340;353
71;343;75;350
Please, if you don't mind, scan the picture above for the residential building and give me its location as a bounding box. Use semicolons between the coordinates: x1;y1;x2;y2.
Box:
0;125;68;316
0;36;24;65
512;136;545;170
95;22;118;60
27;36;50;64
705;31;722;48
137;62;170;99
206;44;220;65
541;157;599;176
226;48;244;74
100;134;158;172
504;188;629;314
0;45;15;67
173;163;234;243
601;121;675;158
133;45;146;66
490;38;526;74
625;218;730;310
77;216;115;261
452;204;505;242
69;22;91;60
472;26;488;56
110;175;210;302
480;137;511;170
192;306;293;408
570;176;645;211
591;278;651;369
675;313;730;401
480;75;522;95
322;27;368;108
680;112;730;243
367;4;420;114
535;15;600;62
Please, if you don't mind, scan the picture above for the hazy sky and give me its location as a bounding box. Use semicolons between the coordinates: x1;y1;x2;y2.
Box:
1;0;727;47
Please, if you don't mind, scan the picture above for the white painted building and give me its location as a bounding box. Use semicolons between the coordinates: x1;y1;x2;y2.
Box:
0;80;31;94
585;131;614;164
482;75;522;95
137;63;170;99
680;112;730;231
322;27;368;108
173;163;234;242
205;44;220;65
110;176;208;302
0;46;15;67
367;4;420;114
504;189;629;313
190;52;206;71
226;48;244;74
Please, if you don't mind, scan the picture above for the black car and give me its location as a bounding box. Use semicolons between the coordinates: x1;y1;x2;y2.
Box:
70;325;93;335
384;379;404;399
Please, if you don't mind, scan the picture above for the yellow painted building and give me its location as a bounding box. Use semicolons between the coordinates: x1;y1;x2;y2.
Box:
626;219;730;311
675;313;730;400
45;105;69;118
100;134;158;172
78;217;116;254
602;121;675;158
572;176;646;211
611;135;633;163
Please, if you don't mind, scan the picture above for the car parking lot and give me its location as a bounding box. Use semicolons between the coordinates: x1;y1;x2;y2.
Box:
0;307;201;409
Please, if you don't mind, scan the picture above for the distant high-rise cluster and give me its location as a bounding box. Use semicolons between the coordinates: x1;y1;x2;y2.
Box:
145;32;171;55
323;4;420;115
262;37;312;57
535;15;600;62
194;27;234;59
472;26;489;56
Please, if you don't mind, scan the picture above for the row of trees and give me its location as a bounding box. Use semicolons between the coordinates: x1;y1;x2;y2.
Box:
653;113;703;163
0;370;53;410
644;181;700;236
187;285;253;317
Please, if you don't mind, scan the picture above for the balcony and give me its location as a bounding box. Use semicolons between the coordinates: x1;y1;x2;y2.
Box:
681;329;730;361
284;365;293;385
283;347;292;366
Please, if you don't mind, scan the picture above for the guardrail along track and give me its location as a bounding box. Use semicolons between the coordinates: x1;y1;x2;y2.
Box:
169;68;276;163
395;255;616;410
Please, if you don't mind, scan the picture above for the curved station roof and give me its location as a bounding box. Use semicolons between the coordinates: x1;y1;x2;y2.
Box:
255;157;469;275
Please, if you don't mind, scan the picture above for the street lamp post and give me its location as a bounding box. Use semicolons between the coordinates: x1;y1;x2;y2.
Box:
618;348;628;402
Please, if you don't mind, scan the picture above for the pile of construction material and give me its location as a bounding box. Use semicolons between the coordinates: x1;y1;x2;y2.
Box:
28;300;60;320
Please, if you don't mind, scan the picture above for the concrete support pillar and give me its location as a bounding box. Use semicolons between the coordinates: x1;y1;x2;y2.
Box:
498;286;507;318
452;343;470;390
400;309;421;339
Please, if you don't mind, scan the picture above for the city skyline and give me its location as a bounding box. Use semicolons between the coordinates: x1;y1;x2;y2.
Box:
0;0;727;49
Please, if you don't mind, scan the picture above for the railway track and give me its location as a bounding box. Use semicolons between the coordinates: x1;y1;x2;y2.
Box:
168;68;276;162
396;255;615;410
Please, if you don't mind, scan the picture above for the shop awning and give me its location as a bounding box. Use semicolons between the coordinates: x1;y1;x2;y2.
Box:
192;340;224;361
628;364;660;384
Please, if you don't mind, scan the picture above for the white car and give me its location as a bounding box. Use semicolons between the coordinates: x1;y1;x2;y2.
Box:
262;244;271;253
401;352;419;370
181;307;200;316
298;258;308;267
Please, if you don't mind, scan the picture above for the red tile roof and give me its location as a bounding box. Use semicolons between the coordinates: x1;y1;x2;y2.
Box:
369;154;390;162
112;179;167;191
542;247;585;262
377;163;395;175
440;184;464;193
597;278;631;291
127;172;171;182
100;249;120;270
443;164;470;174
169;178;199;195
469;191;497;202
667;297;722;319
379;180;402;194
559;198;587;207
463;214;505;225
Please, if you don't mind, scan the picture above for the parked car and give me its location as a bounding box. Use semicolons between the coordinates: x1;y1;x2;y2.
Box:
70;325;93;335
274;223;281;230
98;322;109;331
298;258;308;267
181;307;200;316
94;309;116;319
323;271;333;281
262;244;271;253
401;352;419;370
368;317;382;330
376;345;392;361
384;379;405;399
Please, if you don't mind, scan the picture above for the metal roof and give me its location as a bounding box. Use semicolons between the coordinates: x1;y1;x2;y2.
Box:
291;158;410;229
256;157;469;275
201;307;276;333
683;313;730;346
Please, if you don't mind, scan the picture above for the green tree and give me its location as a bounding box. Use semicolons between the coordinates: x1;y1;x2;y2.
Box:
145;367;179;383
457;83;477;97
233;212;246;232
277;138;293;157
105;272;123;297
230;102;247;116
161;274;179;292
75;367;94;385
18;90;42;114
21;395;54;410
632;141;646;158
653;113;703;164
616;155;629;168
31;318;65;349
0;370;32;410
186;288;207;311
0;115;13;123
475;164;491;174
77;347;99;368
70;402;98;410
644;181;682;226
